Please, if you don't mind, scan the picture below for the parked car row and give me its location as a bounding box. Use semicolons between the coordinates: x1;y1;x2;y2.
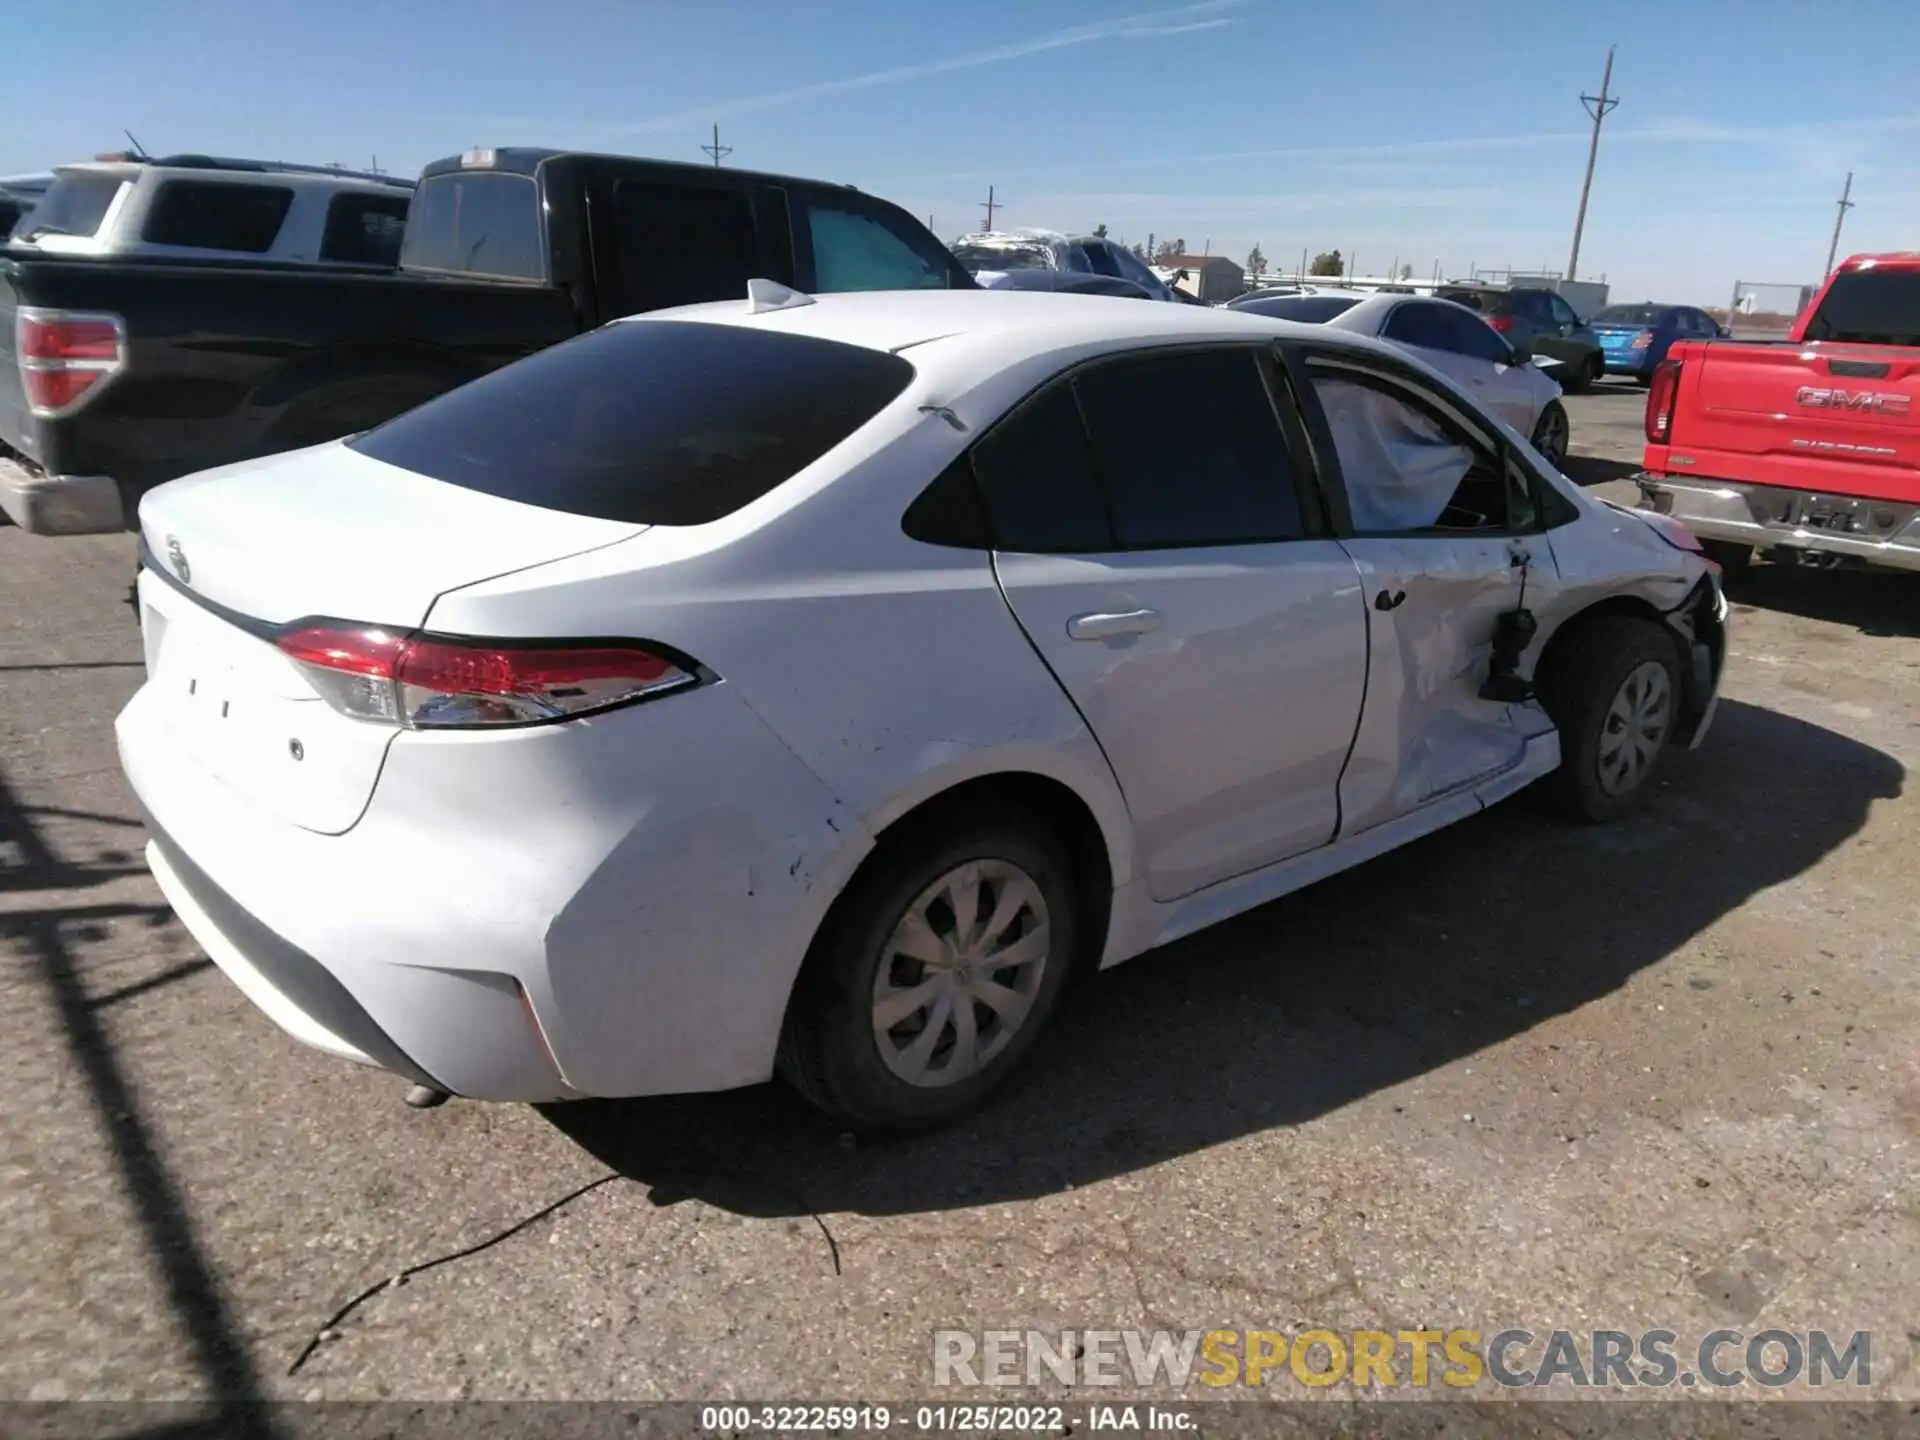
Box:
1;146;970;535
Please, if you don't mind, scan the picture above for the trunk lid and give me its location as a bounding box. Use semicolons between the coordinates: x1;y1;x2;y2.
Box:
134;443;645;834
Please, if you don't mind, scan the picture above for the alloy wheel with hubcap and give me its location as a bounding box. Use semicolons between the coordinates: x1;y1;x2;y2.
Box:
1531;402;1570;467
872;858;1051;1089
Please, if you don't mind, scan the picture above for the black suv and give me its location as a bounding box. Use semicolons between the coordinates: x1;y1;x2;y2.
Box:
1437;284;1605;391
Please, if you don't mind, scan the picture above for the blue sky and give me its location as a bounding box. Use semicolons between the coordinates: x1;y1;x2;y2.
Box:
9;0;1919;303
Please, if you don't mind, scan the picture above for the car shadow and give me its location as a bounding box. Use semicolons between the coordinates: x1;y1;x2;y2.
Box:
1725;562;1920;640
544;698;1900;1218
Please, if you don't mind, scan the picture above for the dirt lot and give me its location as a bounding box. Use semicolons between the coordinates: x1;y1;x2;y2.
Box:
3;382;1918;1414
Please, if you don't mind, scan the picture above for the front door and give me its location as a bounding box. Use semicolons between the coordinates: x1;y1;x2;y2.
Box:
977;346;1370;902
1297;353;1557;832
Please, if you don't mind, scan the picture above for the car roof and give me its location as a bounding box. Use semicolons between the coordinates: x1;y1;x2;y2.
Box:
626;287;1409;385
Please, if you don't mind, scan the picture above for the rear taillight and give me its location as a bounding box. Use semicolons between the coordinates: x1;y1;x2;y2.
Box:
1630;330;1653;349
1645;359;1683;443
17;307;127;418
1487;315;1517;333
274;625;699;729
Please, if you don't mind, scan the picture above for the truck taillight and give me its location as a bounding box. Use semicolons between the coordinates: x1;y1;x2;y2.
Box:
274;625;700;729
17;307;127;418
1645;359;1683;443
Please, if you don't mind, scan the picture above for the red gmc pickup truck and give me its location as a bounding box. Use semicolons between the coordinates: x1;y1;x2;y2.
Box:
1638;252;1920;573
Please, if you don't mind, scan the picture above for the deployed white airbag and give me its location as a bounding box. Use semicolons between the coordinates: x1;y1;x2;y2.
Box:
1317;379;1474;531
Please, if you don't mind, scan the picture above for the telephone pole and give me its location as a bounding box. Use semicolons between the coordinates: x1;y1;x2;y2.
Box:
700;123;732;168
981;185;1000;230
1566;45;1619;282
1824;171;1855;279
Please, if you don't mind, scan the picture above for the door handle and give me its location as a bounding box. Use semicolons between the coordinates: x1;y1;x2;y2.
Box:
1373;589;1407;612
1066;608;1162;641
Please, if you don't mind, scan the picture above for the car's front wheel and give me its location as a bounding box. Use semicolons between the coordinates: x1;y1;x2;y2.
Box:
1537;616;1684;822
1530;400;1570;467
779;812;1077;1131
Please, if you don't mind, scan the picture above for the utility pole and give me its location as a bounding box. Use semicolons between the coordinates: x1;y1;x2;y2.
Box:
1567;45;1619;282
701;123;732;168
1824;171;1855;279
981;186;1000;230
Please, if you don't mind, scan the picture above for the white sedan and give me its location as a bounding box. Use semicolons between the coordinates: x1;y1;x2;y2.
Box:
1230;291;1571;467
117;287;1725;1131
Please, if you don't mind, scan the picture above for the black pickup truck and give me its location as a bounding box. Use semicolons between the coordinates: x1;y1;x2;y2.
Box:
0;146;973;533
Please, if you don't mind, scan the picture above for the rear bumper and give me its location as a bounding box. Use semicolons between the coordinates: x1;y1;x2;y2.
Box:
1602;352;1651;373
0;455;125;534
116;575;869;1101
1637;473;1920;572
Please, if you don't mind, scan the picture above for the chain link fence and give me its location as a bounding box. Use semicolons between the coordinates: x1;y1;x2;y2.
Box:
1715;280;1817;340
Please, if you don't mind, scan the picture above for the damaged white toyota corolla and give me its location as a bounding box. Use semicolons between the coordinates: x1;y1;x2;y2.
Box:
116;287;1726;1131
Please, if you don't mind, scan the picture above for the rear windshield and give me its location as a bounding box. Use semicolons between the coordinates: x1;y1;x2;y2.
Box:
11;174;122;241
1593;305;1665;326
1231;294;1362;322
1802;270;1920;347
399;171;545;281
1437;288;1496;312
350;320;914;525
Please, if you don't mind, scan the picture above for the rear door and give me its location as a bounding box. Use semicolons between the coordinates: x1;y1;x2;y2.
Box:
1381;300;1529;428
1296;350;1554;832
982;345;1370;902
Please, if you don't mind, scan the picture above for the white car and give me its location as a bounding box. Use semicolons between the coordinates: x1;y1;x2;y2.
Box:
116;287;1726;1131
1231;291;1571;467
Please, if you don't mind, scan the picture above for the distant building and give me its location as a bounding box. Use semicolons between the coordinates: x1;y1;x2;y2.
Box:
1161;254;1245;305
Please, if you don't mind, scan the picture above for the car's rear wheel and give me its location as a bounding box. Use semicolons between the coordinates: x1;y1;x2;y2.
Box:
1561;354;1602;393
1530;400;1570;467
1537;616;1684;822
778;813;1077;1131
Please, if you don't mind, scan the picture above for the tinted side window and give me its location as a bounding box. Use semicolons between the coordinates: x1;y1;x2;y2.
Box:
970;385;1112;553
1111;247;1163;292
1075;349;1303;548
801;194;956;292
399;172;545;280
319;192;410;264
610;179;760;316
1383;303;1450;350
1060;245;1094;274
350;321;912;525
1548;294;1582;327
142;181;292;252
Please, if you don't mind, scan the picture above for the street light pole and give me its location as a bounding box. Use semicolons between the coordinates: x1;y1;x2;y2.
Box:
1824;171;1855;279
1567;45;1619;282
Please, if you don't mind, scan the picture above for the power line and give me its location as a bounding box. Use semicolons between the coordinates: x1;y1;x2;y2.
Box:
1566;44;1619;282
1824;171;1855;279
981;185;999;230
700;123;732;168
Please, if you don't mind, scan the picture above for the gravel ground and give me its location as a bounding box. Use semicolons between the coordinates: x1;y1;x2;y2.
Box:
3;383;1917;1416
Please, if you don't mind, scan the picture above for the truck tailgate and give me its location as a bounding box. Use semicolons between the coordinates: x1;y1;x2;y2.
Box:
0;268;34;462
1668;341;1920;504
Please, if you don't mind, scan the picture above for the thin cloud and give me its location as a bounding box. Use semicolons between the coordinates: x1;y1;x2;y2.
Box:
612;1;1242;136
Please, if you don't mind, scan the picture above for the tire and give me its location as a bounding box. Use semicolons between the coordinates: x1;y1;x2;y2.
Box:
1530;400;1570;468
1698;539;1752;577
1536;616;1685;823
1561;354;1601;393
778;810;1078;1132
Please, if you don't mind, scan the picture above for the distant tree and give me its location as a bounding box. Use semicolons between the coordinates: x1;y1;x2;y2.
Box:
1153;238;1187;266
1399;262;1414;280
1246;243;1267;279
1309;249;1344;277
1092;223;1110;239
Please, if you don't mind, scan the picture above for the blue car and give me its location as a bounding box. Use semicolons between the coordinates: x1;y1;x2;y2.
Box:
1589;303;1724;383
